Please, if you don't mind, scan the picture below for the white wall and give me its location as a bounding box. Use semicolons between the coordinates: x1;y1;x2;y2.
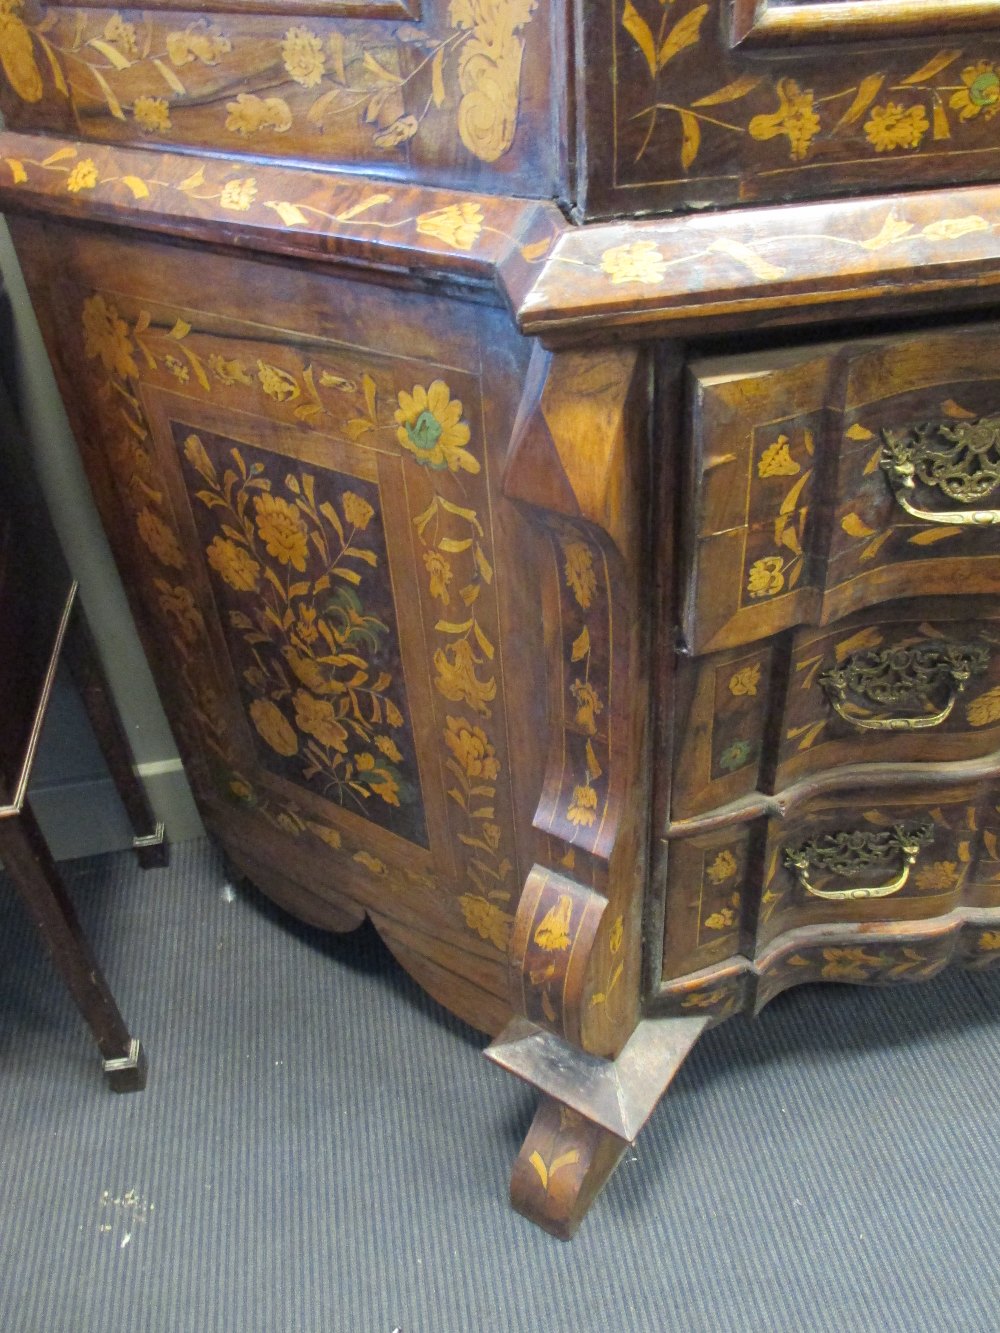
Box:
0;216;203;851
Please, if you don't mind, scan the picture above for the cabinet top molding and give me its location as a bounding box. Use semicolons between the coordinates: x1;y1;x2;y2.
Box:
732;1;1000;48
10;131;1000;341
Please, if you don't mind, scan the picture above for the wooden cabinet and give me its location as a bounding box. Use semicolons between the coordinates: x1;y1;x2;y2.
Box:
3;0;1000;1240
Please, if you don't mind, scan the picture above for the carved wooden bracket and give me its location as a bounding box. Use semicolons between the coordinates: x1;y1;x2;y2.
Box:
502;345;650;1059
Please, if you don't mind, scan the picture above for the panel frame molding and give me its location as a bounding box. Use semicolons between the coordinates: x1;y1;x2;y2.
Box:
731;0;1000;48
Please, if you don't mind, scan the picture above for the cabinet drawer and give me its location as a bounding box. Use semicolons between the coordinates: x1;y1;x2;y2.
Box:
682;325;1000;655
662;784;1000;982
672;599;1000;819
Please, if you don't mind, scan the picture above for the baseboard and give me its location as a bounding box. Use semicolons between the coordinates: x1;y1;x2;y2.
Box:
27;762;204;862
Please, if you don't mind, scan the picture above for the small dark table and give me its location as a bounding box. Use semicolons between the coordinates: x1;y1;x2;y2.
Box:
0;313;165;1092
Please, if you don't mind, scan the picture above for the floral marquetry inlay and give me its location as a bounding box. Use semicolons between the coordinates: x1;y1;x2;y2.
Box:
0;0;544;177
605;0;1000;213
180;428;427;847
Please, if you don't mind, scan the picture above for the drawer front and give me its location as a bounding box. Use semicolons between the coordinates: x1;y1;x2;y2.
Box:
758;788;1000;948
672;600;1000;819
683;325;1000;654
661;784;1000;982
579;0;1000;220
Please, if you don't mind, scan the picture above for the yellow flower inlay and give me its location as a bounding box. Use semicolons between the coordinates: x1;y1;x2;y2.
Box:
257;360;299;402
282;26;325;87
570;680;602;735
459;894;512;951
748;79;820;161
950;61;1000;122
747;556;785;600
599;240;666;286
422;549;453;603
225;93;292;136
154;581;202;642
136;509;185;569
250;698;298;757
444;715;500;779
416;203;484;250
166;20;231;67
706;850;737;884
534;894;573;952
293;689;349;753
67;159;99;193
758;435;800;479
728;664;761;697
864;103;929;152
219;177;257;211
342;491;374;530
434;640;496;715
82;294;138;380
254;493;309;571
567;783;598;828
704;907;736;930
133;96;171;133
395;381;478;474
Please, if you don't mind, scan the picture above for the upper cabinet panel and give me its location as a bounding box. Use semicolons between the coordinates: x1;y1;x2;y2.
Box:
0;0;560;195
578;0;1000;218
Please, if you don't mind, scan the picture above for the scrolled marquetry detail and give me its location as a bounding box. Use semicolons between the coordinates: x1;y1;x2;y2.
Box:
508;866;608;1049
783;819;935;902
819;641;990;732
881;416;1000;526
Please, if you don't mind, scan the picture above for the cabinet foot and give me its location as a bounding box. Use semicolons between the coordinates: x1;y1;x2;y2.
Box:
511;1096;627;1239
487;1013;708;1237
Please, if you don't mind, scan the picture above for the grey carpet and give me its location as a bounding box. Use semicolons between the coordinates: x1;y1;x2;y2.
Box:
1;837;998;1333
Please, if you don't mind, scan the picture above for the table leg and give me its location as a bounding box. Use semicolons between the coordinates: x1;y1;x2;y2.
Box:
63;601;168;869
0;804;147;1091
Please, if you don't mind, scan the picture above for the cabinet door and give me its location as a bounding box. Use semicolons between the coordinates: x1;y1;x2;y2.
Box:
12;218;542;1036
580;0;1000;218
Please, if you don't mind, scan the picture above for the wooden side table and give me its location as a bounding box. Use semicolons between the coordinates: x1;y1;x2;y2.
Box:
0;364;164;1092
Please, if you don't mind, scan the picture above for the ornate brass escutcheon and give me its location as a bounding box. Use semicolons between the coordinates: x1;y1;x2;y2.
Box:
819;640;990;732
782;818;935;902
880;416;1000;526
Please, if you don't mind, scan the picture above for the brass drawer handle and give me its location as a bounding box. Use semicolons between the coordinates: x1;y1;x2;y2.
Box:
881;417;1000;527
782;819;935;902
818;641;989;733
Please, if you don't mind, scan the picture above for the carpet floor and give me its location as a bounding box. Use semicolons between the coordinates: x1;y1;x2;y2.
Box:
1;837;998;1333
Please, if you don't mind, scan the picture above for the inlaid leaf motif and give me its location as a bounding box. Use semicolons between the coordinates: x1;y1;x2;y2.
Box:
622;0;657;78
658;4;708;71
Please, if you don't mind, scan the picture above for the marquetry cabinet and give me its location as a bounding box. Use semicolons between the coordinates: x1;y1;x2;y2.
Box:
4;0;1000;1238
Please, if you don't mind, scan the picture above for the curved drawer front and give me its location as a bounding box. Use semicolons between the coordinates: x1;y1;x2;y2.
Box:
672;600;1000;819
757;788;1000;948
661;784;1000;982
683;325;1000;655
